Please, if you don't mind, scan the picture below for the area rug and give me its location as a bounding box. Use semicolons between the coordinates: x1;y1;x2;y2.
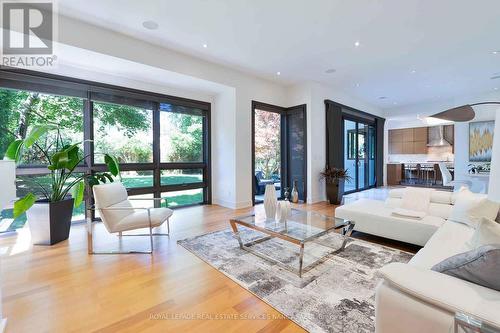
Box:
178;227;413;333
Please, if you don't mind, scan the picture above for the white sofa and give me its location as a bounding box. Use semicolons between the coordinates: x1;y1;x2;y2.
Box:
336;188;500;332
335;188;459;246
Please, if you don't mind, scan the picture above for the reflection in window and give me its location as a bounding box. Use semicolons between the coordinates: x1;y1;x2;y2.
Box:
93;101;153;163
0;88;84;164
161;189;203;207
160;104;203;163
160;169;203;186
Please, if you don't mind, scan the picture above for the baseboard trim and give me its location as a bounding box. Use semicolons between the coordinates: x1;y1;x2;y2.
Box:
212;198;253;209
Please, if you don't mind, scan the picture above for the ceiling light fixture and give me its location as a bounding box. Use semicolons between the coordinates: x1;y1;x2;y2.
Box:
142;20;159;30
276;71;281;76
495;87;499;90
202;43;208;48
493;51;499;55
325;68;336;74
354;41;360;47
411;70;417;74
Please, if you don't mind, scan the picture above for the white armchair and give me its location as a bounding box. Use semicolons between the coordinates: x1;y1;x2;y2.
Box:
88;182;173;254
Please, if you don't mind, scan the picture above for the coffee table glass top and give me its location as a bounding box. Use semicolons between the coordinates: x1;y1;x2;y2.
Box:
232;208;350;242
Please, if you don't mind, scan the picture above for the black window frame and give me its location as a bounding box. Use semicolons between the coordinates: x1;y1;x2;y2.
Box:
0;68;211;226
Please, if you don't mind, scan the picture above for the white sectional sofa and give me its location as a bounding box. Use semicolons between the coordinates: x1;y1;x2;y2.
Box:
336;188;459;246
336;188;500;332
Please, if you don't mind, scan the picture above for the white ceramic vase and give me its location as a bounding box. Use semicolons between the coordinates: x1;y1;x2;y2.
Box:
263;184;277;220
276;200;291;223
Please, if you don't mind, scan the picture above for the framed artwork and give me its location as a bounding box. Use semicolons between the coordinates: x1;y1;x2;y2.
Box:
469;120;495;162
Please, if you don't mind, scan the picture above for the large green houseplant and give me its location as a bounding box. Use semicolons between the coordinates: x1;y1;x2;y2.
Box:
4;125;120;245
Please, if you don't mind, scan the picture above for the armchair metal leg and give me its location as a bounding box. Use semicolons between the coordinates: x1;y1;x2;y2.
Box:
86;214;170;255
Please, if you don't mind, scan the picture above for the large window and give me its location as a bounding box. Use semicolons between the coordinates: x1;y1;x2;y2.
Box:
0;70;211;233
93;101;153;164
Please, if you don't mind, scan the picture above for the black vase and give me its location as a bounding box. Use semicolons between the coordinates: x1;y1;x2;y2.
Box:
326;179;345;205
26;198;74;245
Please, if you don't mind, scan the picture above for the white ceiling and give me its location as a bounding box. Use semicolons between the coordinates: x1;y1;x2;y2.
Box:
58;0;500;109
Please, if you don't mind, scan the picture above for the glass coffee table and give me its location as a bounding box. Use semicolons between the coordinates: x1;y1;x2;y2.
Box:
229;208;355;277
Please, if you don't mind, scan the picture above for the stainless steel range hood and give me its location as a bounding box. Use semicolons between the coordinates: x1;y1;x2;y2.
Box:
427;125;452;147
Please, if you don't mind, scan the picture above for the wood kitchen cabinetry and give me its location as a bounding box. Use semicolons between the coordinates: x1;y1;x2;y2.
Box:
387;164;403;185
389;127;428;154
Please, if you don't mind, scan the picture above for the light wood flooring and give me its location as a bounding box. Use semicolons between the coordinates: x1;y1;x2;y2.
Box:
0;197;418;333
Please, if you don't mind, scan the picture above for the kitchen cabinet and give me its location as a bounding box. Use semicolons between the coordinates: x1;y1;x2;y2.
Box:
387;164;403;185
389;127;428;154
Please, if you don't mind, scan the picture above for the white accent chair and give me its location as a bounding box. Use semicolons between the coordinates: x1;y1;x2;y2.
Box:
438;162;472;191
88;182;173;254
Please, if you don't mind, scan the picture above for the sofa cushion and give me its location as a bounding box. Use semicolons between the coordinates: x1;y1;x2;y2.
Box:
410;221;473;269
431;244;500;292
388;188;453;205
448;187;493;228
335;199;444;246
467;217;500;249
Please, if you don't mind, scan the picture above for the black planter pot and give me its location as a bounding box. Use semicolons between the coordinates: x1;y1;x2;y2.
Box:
325;179;345;205
26;198;74;245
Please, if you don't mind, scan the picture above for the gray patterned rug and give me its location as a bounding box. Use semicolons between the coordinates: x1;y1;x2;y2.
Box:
178;227;413;333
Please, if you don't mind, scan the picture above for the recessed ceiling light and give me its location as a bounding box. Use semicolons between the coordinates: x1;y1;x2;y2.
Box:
142;20;158;30
276;71;281;76
325;68;336;74
495;87;499;90
493;51;499;54
411;70;417;74
354;41;360;47
378;96;387;100
355;83;360;87
202;43;208;48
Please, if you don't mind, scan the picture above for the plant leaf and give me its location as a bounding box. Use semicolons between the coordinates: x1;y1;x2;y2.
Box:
13;193;37;219
24;125;55;148
4;139;23;162
72;181;85;208
104;154;120;177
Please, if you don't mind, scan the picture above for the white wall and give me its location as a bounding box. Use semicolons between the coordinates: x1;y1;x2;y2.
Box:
385;91;500;191
286;81;382;203
488;108;500;202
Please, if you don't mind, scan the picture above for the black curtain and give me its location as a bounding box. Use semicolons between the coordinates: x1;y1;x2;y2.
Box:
325;101;343;169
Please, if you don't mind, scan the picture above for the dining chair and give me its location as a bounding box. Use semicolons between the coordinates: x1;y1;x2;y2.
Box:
438;162;472;191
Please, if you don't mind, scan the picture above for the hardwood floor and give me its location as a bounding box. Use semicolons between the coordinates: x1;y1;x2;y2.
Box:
0;200;418;333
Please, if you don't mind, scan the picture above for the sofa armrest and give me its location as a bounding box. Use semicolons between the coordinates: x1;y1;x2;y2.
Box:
379;263;500;328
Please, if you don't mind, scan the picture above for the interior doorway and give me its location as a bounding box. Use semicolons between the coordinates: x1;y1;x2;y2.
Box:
252;102;307;205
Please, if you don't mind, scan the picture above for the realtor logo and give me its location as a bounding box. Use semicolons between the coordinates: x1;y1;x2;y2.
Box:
1;0;57;67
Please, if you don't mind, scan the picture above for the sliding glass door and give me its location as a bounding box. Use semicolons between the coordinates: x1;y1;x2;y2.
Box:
344;118;376;193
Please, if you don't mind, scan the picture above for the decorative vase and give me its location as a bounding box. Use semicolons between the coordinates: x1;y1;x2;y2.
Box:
291;180;299;203
276;200;291;223
27;198;74;245
263;184;277;220
326;179;345;205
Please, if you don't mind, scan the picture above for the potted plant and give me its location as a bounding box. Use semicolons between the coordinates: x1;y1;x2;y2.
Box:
320;167;352;205
4;125;120;245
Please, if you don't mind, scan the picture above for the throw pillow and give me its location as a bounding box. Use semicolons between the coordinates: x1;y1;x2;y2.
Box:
467;217;500;249
431;244;500;292
449;187;496;228
467;198;500;228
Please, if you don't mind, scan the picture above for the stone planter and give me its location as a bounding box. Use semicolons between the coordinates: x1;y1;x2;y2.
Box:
325;179;345;205
27;198;74;245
